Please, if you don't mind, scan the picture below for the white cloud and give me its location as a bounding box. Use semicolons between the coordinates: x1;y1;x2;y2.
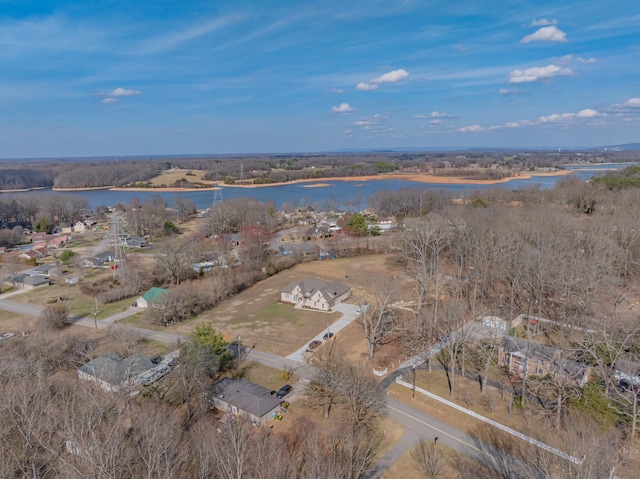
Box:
356;68;410;91
509;64;573;83
356;82;379;91
101;98;119;104
576;108;599;118
454;44;467;52
458;124;485;132
331;88;344;94
521;26;567;43
499;88;519;95
577;57;597;64
331;102;355;113
623;97;640;107
504;122;522;128
539;109;601;123
531;18;558;27
342;129;353;136
374;68;410;84
540;113;574;122
109;87;141;97
429;111;456;118
430;119;443;124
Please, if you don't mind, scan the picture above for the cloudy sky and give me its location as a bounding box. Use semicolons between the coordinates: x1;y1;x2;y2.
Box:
1;0;639;157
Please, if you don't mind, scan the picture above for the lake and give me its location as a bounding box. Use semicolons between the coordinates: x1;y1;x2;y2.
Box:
0;167;621;212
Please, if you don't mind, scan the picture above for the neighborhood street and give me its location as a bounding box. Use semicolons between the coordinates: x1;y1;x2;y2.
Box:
0;292;508;477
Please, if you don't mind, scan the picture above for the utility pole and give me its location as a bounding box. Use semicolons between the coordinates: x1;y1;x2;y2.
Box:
92;296;99;334
412;364;416;399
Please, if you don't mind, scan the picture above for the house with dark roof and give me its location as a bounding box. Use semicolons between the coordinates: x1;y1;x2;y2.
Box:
77;352;154;392
5;273;50;290
498;336;591;386
205;377;284;425
136;287;170;309
80;251;116;268
29;264;62;278
126;236;147;248
281;277;351;311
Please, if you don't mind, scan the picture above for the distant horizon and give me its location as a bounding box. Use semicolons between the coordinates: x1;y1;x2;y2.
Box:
1;142;640;162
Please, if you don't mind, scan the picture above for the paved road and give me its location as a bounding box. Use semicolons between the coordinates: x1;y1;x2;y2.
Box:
0;293;511;477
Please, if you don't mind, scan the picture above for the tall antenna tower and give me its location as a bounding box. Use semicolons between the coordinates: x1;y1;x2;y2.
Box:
106;212;128;279
240;164;244;181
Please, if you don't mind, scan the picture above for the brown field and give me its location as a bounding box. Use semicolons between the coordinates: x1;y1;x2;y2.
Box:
167;254;404;355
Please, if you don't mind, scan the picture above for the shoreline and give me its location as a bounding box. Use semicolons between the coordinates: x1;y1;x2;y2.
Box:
213;170;573;189
4;170;573;194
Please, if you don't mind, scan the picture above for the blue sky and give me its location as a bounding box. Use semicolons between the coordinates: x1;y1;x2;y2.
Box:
1;1;639;157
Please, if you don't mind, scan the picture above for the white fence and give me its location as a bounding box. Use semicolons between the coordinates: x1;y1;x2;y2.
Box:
395;375;583;465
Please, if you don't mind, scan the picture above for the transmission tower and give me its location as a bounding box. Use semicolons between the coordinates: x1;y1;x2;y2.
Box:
105;212;129;279
213;189;224;207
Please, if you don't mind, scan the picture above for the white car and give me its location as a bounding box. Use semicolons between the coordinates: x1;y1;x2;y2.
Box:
0;333;15;341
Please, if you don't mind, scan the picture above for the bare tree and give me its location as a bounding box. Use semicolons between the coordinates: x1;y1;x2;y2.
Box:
353;273;401;360
411;440;450;478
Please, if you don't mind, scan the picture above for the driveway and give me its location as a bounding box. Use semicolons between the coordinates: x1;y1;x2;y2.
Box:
286;302;361;362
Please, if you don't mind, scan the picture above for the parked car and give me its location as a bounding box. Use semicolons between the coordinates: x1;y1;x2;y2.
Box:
323;332;334;340
307;340;322;351
275;384;292;399
0;333;15;341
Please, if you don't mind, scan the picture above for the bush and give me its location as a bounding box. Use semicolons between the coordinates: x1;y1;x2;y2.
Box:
40;304;70;329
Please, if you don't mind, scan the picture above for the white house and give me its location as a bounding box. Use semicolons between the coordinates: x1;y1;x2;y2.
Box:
281;277;351;311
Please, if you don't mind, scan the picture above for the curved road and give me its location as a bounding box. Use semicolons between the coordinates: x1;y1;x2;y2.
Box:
0;294;511;477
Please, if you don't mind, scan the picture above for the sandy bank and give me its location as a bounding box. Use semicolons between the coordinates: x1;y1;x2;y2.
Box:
216;170;573;189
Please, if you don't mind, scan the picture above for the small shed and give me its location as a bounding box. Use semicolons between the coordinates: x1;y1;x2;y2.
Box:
136;287;170;308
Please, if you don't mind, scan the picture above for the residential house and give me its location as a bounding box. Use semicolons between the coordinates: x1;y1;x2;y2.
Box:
60;223;74;234
31;232;47;244
305;225;332;240
19;247;46;261
80;251;116;268
5;273;50;290
47;235;70;249
498;336;591;386
126;236;147;248
77;352;154;393
205;377;284;425
135;287;170;309
481;314;522;332
29;264;62;278
73;221;87;233
281;277;351;311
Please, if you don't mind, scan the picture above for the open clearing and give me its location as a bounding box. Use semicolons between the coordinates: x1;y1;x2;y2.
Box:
167;254;402;355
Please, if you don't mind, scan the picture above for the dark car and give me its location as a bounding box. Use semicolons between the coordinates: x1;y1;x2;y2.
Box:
275;384;292;399
323;332;334;340
307;340;322;351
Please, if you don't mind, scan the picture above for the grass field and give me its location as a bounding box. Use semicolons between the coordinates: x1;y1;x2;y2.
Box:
147;169;215;187
167;254;400;355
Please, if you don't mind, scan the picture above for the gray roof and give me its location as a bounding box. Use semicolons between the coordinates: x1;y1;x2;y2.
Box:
282;278;349;302
500;336;587;379
78;352;154;386
319;280;350;302
94;251;115;262
207;377;283;417
23;275;50;286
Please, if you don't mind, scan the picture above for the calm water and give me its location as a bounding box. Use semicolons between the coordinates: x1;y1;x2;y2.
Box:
0;168;617;212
